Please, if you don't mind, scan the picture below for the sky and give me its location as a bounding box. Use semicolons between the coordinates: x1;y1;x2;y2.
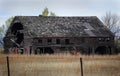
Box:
0;0;120;26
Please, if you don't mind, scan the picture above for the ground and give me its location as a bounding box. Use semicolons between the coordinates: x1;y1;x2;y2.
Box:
0;54;120;76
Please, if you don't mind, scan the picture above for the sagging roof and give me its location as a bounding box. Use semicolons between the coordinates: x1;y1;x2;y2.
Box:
10;16;114;37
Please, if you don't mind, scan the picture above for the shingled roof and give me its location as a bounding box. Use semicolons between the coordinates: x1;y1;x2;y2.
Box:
11;16;114;37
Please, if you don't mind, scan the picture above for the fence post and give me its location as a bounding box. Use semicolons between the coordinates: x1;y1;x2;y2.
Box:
6;56;10;76
80;57;83;76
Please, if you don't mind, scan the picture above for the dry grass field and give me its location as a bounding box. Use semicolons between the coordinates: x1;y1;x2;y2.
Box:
0;48;3;54
0;54;120;76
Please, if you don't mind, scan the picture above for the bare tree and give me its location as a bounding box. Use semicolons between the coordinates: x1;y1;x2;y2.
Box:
102;12;120;36
102;12;120;52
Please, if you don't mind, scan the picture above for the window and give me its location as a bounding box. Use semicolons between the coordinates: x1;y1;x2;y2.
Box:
65;39;69;44
98;38;102;41
38;39;42;43
106;37;110;41
47;39;52;44
98;38;105;41
56;39;60;44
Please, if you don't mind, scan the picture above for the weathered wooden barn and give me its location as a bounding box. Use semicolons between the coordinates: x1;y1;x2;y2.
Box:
3;16;114;54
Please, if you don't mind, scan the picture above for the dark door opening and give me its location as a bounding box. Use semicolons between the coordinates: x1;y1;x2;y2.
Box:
108;46;112;55
20;48;24;54
44;47;54;54
30;46;32;54
95;46;107;55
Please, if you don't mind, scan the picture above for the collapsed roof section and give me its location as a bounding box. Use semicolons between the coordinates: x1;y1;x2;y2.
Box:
8;16;114;37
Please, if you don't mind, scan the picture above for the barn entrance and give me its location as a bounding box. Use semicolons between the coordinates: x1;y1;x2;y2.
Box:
35;47;54;54
95;46;111;55
11;23;24;45
44;47;54;54
35;47;44;54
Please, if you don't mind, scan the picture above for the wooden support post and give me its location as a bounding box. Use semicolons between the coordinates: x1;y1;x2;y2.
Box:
80;57;83;76
6;56;10;76
43;48;44;54
92;47;94;55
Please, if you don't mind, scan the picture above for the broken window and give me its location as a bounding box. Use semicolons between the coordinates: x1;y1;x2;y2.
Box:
65;39;69;44
47;39;52;44
56;39;60;44
38;39;42;43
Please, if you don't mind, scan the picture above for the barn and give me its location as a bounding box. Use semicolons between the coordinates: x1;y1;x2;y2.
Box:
3;16;114;55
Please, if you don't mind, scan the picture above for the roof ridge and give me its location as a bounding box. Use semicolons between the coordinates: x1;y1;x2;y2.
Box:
15;15;97;18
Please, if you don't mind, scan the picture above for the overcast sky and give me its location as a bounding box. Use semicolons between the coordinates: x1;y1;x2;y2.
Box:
0;0;120;26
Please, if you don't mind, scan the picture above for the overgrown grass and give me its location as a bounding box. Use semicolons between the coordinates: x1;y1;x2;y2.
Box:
0;54;120;76
0;48;3;54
